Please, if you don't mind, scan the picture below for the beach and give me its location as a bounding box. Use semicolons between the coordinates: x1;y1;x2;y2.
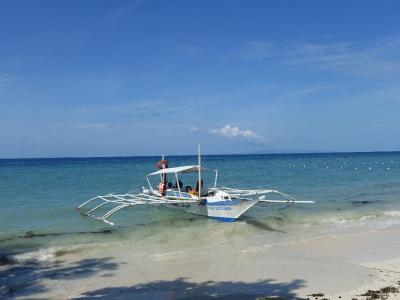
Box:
1;153;400;299
2;222;400;299
2;0;400;297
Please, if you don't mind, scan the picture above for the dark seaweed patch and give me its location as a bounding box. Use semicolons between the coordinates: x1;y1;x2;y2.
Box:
360;286;399;299
351;200;374;206
307;293;324;297
0;228;116;244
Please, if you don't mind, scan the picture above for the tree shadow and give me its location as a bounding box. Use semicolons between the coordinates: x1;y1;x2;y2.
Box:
0;257;118;298
76;277;306;300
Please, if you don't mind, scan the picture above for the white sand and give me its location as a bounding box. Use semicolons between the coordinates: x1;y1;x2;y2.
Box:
4;225;400;299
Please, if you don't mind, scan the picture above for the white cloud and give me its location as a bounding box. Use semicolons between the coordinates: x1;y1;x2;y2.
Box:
236;36;400;78
283;38;400;76
210;124;265;143
176;45;204;54
73;123;111;130
239;41;275;60
105;0;146;22
188;126;199;132
0;74;16;86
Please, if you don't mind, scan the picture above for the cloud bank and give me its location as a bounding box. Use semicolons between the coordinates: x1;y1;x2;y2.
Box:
238;36;400;78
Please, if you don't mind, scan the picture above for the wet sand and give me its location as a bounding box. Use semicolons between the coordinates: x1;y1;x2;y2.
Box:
2;225;400;299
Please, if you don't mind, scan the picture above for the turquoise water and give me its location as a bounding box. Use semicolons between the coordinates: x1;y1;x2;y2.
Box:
1;152;400;261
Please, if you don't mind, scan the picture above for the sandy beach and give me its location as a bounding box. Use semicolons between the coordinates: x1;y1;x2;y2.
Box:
2;222;400;300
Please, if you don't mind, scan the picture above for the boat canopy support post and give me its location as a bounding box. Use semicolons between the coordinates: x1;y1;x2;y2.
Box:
214;170;218;189
198;144;201;198
146;176;153;192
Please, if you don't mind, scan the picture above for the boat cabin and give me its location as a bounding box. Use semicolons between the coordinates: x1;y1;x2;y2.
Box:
144;165;218;199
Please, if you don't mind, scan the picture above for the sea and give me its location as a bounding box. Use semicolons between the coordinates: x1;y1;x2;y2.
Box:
1;152;400;266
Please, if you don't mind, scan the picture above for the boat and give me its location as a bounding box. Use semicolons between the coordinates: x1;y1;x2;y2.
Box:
76;147;314;225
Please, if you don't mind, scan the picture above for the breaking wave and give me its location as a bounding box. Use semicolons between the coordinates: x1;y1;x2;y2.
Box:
296;209;400;232
0;246;85;265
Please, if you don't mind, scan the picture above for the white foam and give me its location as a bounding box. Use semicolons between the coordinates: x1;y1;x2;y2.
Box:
6;245;83;264
8;247;59;264
151;250;186;261
359;215;377;222
384;210;400;217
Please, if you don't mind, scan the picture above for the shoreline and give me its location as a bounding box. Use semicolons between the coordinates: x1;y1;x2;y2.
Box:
2;225;400;299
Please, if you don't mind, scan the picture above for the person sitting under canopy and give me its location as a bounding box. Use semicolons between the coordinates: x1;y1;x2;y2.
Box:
192;179;207;196
173;179;183;189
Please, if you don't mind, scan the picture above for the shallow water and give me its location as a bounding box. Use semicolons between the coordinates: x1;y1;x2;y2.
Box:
1;152;400;264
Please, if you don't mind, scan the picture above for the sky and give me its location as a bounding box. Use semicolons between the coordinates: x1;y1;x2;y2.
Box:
0;0;400;158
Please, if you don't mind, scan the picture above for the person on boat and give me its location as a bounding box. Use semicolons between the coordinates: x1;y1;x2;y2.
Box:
194;179;206;196
156;160;168;196
173;179;183;189
159;176;167;196
156;159;169;170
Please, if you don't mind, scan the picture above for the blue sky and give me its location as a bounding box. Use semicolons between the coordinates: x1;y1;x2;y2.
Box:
1;0;400;158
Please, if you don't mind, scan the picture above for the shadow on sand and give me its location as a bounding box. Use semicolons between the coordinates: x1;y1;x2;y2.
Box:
75;277;306;300
0;257;118;298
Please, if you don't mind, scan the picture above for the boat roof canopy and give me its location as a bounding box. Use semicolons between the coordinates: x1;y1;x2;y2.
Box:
147;165;214;176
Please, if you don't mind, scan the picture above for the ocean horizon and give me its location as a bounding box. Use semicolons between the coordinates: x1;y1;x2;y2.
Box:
1;149;400;161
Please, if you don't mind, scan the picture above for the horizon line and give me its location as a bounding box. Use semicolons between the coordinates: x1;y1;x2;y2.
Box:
1;150;399;160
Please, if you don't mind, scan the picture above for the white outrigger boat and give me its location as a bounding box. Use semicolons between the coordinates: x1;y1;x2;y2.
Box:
76;148;314;225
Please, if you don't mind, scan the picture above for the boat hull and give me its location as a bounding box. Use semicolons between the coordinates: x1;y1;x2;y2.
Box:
181;199;258;221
